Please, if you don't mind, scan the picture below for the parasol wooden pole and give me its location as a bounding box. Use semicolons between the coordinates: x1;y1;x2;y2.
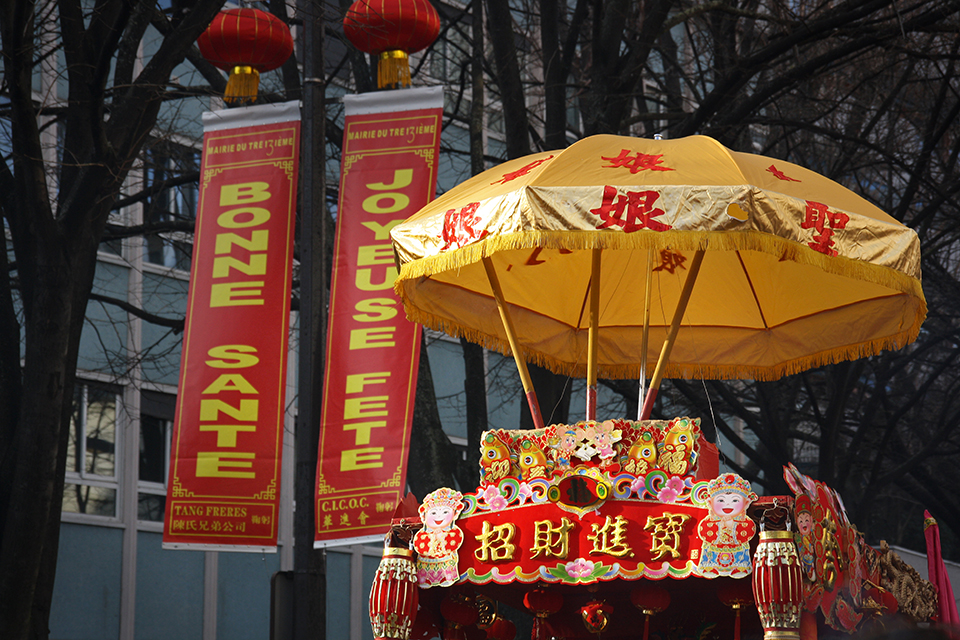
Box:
482;257;545;430
638;248;653;420
586;249;601;421
639;249;705;420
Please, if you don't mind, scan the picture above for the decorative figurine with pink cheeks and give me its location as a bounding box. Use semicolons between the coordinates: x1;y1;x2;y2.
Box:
794;496;817;581
696;473;758;577
413;488;465;588
551;429;578;467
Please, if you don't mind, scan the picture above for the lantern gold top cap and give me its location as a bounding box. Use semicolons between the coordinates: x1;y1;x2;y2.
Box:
384;546;415;559
759;530;795;540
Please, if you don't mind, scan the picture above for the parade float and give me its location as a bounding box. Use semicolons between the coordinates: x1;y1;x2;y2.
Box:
370;134;938;640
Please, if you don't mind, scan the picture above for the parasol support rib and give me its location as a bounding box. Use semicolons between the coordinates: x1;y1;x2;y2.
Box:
586;248;601;421
639;249;705;420
638;247;654;420
482;256;545;430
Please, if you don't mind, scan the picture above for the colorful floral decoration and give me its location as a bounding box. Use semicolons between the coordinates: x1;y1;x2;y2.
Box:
414;488;465;588
545;557;613;583
695;473;758;577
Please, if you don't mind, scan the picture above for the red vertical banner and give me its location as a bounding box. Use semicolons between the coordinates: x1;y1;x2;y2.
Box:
315;87;443;547
164;101;300;551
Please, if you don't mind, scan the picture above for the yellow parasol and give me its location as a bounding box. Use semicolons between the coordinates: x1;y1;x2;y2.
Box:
390;135;925;425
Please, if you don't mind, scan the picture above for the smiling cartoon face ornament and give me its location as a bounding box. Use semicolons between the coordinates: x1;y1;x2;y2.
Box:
414;488;465;588
696;473;758;578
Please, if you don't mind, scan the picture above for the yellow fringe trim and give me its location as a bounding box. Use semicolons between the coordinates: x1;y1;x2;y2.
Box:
224;66;260;105
394;229;927;381
378;50;411;90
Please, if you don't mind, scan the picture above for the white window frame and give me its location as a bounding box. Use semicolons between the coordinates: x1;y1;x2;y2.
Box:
62;380;123;523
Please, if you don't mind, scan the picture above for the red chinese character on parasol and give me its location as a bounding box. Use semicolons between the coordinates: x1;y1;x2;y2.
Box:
343;0;441;89
802;201;850;256
591;185;672;233
601;149;675;173
197;8;293;105
767;165;801;182
492;157;554;184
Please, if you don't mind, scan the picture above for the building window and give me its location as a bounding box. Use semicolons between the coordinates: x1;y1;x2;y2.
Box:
138;415;169;522
139;390;175;523
63;382;120;517
143;142;199;271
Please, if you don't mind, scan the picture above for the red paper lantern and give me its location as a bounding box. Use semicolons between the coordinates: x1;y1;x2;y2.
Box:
719;579;755;640
581;601;613;635
630;583;671;614
523;588;563;640
342;0;441;89
753;530;803;640
197;8;294;104
441;593;478;640
411;608;442;640
369;545;420;640
630;584;671;640
486;618;517;640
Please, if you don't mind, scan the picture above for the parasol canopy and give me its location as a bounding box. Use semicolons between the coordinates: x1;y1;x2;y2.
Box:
391;135;925;418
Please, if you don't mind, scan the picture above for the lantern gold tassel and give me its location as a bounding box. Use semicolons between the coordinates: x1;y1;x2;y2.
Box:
225;66;260;105
378;50;411;89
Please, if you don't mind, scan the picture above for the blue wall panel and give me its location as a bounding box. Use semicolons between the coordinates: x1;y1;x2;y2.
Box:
50;523;123;640
326;551;352;639
217;550;280;640
135;531;204;640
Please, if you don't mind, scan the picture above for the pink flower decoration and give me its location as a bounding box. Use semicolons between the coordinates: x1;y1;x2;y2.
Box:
482;485;508;511
657;485;679;503
657;476;686;503
565;558;595;578
518;482;534;504
630;476;646;496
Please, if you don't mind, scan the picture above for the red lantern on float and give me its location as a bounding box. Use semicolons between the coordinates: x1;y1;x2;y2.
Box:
718;579;755;640
523;588;563;640
799;611;818;640
441;592;478;640
369;542;420;640
342;0;441;89
581;600;613;635
411;607;443;640
486;618;517;640
753;530;803;640
630;583;671;640
197;8;294;105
